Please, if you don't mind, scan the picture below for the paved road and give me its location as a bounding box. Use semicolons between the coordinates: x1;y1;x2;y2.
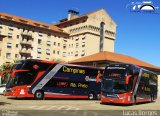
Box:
0;95;160;116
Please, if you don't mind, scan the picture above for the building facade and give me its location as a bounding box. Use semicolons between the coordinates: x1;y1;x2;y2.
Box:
0;9;116;65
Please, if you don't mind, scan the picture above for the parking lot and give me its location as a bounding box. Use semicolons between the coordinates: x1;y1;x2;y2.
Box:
0;95;160;110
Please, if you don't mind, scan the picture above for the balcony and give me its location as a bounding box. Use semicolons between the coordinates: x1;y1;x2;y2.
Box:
19;48;31;55
21;31;32;38
20;40;33;47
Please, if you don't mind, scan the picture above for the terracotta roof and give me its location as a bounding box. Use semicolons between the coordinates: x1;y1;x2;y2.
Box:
55;8;115;26
70;51;160;70
0;12;68;34
55;15;88;26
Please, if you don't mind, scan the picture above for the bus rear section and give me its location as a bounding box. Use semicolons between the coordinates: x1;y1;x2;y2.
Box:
101;63;158;105
6;59;104;100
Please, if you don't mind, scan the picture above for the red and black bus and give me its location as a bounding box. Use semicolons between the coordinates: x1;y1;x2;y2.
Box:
101;63;158;104
6;59;104;100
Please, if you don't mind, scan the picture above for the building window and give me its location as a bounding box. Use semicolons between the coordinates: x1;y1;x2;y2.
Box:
47;33;51;37
57;51;60;55
46;58;49;60
6;53;11;59
82;34;86;40
38;39;42;44
37;57;41;59
64;38;67;42
63;44;67;49
53;50;55;54
46;41;51;46
62;52;66;57
8;33;12;38
15;54;19;58
82;42;85;46
7;43;12;48
8;25;14;31
0;24;3;29
58;43;60;47
16;44;18;48
75;37;79;41
17;35;19;39
37;48;41;54
76;43;79;48
81;50;85;56
71;52;73;56
53;42;56;46
46;49;50;55
75;51;78;56
38;33;43;37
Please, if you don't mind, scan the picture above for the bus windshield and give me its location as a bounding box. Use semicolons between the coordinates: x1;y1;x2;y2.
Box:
6;71;36;88
102;78;128;94
6;60;53;88
102;67;133;94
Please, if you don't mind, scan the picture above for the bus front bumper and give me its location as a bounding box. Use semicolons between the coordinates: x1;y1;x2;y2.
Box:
5;87;33;98
101;95;133;104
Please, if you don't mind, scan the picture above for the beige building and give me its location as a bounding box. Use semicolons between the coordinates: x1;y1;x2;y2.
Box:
0;9;116;65
55;9;116;61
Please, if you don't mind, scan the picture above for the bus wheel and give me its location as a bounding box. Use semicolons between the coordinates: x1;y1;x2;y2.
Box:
150;94;154;102
132;95;136;105
3;90;6;96
34;90;44;100
96;93;101;100
88;93;94;100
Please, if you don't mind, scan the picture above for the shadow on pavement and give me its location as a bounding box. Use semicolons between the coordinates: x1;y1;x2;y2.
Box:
100;101;155;106
0;102;11;106
7;97;96;101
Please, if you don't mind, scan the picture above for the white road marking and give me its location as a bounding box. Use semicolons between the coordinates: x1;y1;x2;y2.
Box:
28;105;80;110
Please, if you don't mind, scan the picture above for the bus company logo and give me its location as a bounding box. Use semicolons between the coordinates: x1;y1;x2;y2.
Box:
126;1;159;13
85;76;96;82
85;76;90;81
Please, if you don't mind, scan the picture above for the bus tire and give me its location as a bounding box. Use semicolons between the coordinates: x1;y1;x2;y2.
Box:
88;93;94;100
132;95;136;105
96;93;101;100
34;90;44;100
150;94;154;102
3;90;6;96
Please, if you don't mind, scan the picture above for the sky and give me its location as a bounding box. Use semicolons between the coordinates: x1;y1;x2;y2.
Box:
0;0;160;66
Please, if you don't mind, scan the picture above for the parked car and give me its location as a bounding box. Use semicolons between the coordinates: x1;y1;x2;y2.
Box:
0;84;6;95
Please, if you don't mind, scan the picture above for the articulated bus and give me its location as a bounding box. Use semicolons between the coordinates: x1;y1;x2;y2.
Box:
6;59;104;100
101;63;158;105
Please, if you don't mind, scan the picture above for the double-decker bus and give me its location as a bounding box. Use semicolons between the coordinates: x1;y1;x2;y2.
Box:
6;59;104;100
101;63;158;105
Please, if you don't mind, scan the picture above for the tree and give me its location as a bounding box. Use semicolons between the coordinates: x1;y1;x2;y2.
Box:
0;63;14;84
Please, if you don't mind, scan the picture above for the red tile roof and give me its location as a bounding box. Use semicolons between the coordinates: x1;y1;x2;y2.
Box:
55;8;116;27
70;51;160;70
0;12;68;34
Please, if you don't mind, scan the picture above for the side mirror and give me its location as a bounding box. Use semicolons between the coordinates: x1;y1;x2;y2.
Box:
126;75;132;84
96;73;103;83
11;70;15;78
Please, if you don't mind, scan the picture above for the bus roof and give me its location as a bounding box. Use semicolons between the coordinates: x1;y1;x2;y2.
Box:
16;59;104;70
106;63;157;75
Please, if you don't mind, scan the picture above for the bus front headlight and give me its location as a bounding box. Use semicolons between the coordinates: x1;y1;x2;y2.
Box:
119;96;126;99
